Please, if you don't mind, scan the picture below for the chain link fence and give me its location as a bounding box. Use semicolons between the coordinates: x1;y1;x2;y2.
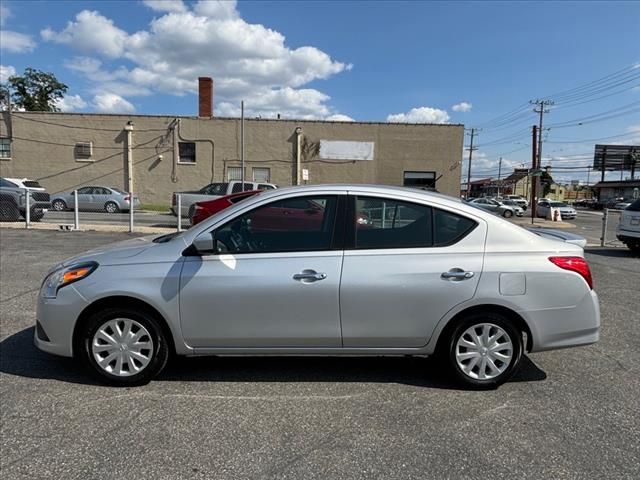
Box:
600;208;624;247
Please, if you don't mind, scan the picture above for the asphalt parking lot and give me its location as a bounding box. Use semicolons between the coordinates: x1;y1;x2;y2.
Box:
1;228;639;479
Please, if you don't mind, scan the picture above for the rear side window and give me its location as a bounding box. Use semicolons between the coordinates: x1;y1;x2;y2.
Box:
627;199;640;211
23;180;42;188
202;183;228;195
433;209;477;246
354;197;432;249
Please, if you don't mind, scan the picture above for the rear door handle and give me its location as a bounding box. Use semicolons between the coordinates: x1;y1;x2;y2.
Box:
441;270;475;281
293;270;327;283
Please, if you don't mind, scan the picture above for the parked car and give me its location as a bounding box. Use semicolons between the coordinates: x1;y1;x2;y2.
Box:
536;201;577;220
35;184;600;388
172;181;277;219
504;195;529;210
574;198;596;208
616;198;640;253
4;177;47;192
51;186;140;213
526;228;588;248
467;198;522;218
191;190;262;226
613;201;632;210
0;177;50;221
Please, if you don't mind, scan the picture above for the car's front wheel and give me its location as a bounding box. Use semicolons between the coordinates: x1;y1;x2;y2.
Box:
445;313;523;388
79;307;169;386
626;241;640;254
502;209;514;218
52;199;67;211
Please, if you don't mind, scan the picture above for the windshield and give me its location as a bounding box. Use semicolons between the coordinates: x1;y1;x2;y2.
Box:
550;202;567;207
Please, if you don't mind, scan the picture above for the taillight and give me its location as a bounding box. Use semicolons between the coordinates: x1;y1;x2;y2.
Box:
549;256;593;289
124;195;130;202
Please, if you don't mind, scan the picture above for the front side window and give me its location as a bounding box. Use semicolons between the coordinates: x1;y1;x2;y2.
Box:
201;183;227;195
178;142;196;163
354;197;432;249
214;196;338;254
0;138;11;159
0;177;17;188
77;187;93;194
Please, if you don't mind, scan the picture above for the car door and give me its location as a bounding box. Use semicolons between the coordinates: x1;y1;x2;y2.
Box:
340;194;486;348
179;193;345;348
75;187;94;210
91;187;110;211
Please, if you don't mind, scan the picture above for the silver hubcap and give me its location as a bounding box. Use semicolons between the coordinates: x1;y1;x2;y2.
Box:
91;318;154;377
455;323;513;380
53;201;64;211
106;203;116;213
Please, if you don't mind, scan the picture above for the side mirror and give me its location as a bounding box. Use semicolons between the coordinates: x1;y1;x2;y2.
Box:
192;232;216;255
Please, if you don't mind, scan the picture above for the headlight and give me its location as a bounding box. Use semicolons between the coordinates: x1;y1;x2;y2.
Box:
41;262;98;299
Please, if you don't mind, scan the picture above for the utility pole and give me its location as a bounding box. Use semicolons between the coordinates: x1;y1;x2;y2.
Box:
240;100;245;190
497;157;503;197
530;99;552;222
531;125;538;224
465;128;480;199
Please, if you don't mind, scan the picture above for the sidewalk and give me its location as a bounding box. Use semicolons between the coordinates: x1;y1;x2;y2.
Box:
0;222;176;235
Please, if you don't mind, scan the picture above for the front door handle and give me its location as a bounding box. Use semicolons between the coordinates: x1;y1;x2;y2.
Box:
293;270;327;283
441;269;475;281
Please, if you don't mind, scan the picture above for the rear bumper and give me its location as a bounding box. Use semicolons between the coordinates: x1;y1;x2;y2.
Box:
527;290;600;352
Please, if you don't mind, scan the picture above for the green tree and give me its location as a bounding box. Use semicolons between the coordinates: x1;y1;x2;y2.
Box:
541;170;555;197
7;68;68;112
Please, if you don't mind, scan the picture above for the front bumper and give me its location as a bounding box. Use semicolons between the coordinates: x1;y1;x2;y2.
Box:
34;284;88;358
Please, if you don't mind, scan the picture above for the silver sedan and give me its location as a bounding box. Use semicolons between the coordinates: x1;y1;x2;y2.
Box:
35;184;599;388
51;186;141;213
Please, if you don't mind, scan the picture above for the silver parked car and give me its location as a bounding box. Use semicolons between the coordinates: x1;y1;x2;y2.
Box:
467;198;522;218
51;186;141;213
35;185;599;388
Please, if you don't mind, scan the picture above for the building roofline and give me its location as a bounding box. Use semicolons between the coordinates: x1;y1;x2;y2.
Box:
9;111;464;127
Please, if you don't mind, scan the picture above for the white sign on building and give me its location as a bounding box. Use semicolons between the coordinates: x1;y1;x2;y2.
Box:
319;140;375;161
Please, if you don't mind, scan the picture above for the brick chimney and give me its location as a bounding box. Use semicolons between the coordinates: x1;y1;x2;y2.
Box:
198;77;213;117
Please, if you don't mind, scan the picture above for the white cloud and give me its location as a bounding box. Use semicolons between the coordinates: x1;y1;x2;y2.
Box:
55;94;88;112
194;0;239;20
41;10;128;58
325;114;355;122
0;30;36;53
143;0;187;13
42;4;351;119
0;64;16;83
387;106;450;124
92;93;135;113
452;101;472;113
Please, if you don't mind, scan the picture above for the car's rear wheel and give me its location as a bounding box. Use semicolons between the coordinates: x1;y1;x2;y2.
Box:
445;312;523;388
503;209;514;218
79;307;169;386
52;199;67;211
104;201;120;213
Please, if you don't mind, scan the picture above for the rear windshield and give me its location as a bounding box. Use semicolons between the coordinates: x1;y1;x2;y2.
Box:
550;202;567;207
627;199;640;211
23;180;43;188
111;187;126;194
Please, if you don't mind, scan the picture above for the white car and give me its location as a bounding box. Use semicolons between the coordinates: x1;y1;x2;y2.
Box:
616;199;640;253
537;201;577;220
504;195;529;209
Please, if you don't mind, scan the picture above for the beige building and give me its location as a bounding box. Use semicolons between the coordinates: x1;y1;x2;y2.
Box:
0;109;463;206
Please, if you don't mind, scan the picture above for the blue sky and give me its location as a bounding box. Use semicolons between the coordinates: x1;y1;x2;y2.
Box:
1;0;639;183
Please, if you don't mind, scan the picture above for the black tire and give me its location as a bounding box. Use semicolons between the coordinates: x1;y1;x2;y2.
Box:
104;201;120;213
31;208;44;222
52;199;67;211
443;312;523;389
79;307;170;386
503;209;514;218
627;242;640;254
0;200;19;221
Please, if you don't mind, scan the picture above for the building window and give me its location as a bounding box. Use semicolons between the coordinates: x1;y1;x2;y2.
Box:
403;171;436;188
0;138;11;159
74;141;93;161
178;142;196;163
227;166;244;181
252;167;270;183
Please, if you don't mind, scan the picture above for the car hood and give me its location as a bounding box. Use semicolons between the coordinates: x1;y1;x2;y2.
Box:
60;235;159;268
